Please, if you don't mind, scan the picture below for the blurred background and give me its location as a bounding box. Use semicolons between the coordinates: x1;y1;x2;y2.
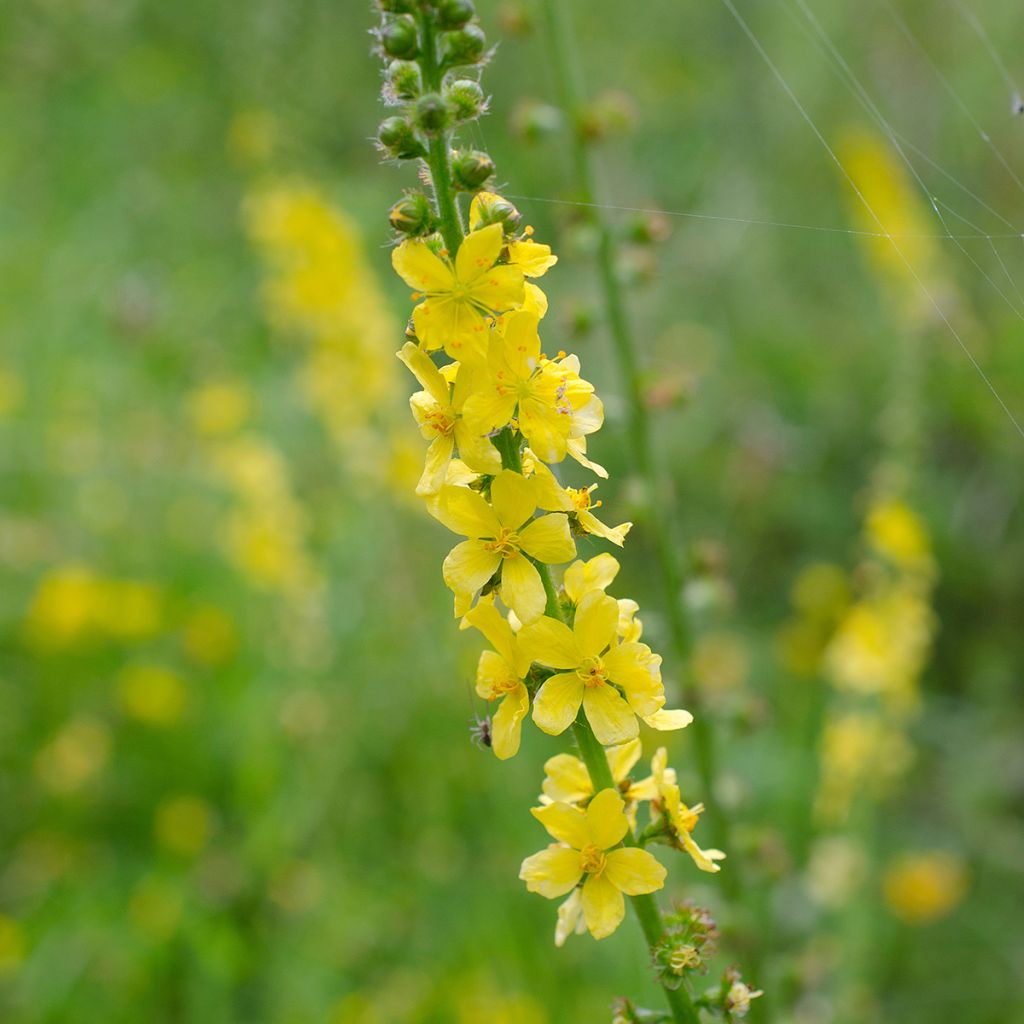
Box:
2;0;1024;1021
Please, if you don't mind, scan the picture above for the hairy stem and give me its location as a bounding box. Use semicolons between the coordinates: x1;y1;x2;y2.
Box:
538;0;736;889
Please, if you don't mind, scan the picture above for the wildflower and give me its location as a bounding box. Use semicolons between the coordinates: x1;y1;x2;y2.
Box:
541;739;645;806
461;599;533;759
563;553;621;607
519;789;666;939
521;591;666;743
117;664;188;726
883;851;968;925
638;748;724;873
866;497;934;572
529;455;632;546
392;222;525;362
462;311;595;462
427;469;575;623
722;969;763;1018
397;340;500;494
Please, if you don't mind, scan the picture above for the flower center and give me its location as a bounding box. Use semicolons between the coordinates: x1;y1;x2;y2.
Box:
483;527;521;559
567;487;600;512
491;674;520;696
576;657;607;688
579;843;606;875
423;407;455;438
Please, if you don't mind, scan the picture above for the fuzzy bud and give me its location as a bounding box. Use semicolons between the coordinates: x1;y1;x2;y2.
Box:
437;0;475;29
444;78;486;121
441;24;486;67
386;59;421;101
413;92;449;135
380;15;419;60
451;149;495;191
377;116;425;159
388;193;434;236
471;192;521;232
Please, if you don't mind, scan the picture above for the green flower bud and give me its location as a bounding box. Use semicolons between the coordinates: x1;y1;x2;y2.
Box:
377;116;425;159
437;0;475;29
380;15;419;60
451;149;495;191
471;192;521;232
377;0;415;11
444;78;486;121
414;92;449;135
388;192;434;236
386;59;421;101
440;24;486;67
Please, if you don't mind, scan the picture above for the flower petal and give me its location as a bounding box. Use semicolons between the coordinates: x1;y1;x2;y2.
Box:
531;800;590;848
581;872;625;940
454;420;502;476
519;514;576;565
392;240;454;292
397;340;450;407
492;685;529;760
603;641;664;692
532;671;585;735
442;540;501;596
574;591;619;659
682;832;726;874
508;238;558;278
490;470;537;531
427;485;501;538
416;434;455;496
500;553;546;625
585;788;629;849
643;708;694;731
518;617;580;669
519;846;584;899
603;847;667;895
606;738;643;782
563;554;620;605
499;310;542;380
529;457;575;513
462;599;517;666
542;753;593;804
555;889;584;947
583;682;638;746
455;222;504;283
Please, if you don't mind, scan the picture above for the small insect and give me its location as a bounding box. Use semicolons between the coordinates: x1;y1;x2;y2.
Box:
469;714;492;750
1013;92;1024;116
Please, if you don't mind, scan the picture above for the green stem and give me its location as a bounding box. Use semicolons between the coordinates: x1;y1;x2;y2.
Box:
417;12;463;254
572;719;700;1024
538;0;735;888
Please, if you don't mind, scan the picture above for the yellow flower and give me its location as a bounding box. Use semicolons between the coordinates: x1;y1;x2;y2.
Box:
461;599;533;759
519;788;666;940
397;341;500;494
427;470;576;623
392;224;525;362
563;554;621;607
520;591;666;744
541;739;644;805
529;455;632;546
462;311;595;462
640;748;725;873
866;498;933;572
883;851;968;925
117;664;187;726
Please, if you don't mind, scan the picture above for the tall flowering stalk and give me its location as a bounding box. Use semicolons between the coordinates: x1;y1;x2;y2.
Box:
368;3;756;1020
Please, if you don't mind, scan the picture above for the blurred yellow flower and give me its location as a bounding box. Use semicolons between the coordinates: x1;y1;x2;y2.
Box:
155;795;213;857
182;604;238;665
520;789;666;940
0;915;26;977
883;851;968;925
186;381;252;437
34;716;111;794
866;498;933;573
117;663;187;726
692;630;750;695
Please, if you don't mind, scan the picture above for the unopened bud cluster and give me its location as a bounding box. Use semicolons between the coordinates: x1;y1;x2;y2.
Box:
374;0;495;236
651;901;719;990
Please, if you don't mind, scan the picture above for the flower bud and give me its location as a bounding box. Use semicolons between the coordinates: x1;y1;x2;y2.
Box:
413;93;449;135
377;0;415;11
388;193;434;236
471;192;521;232
437;0;475;28
451;149;495;191
444;78;486;121
379;15;419;60
386;59;421;101
377;116;426;159
440;24;486;67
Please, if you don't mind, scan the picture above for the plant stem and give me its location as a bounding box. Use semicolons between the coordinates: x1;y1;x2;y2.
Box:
538;0;736;885
417;12;463;254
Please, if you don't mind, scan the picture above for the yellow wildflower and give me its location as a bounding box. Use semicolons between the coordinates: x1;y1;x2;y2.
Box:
461;599;533;759
427;470;575;623
154;795;212;857
392;223;525;362
866;497;933;572
462;311;595;462
529;456;632;546
883;851;968;925
519;789;666;940
397;341;500;494
563;553;621;606
521;591;666;744
638;748;725;873
117;664;187;726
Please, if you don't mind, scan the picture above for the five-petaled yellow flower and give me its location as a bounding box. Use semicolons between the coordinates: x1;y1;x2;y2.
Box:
639;747;725;873
392;223;524;363
463;311;595;463
529;457;632;546
520;788;666;940
397;341;499;494
427;470;576;623
520;591;666;743
461;599;532;759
